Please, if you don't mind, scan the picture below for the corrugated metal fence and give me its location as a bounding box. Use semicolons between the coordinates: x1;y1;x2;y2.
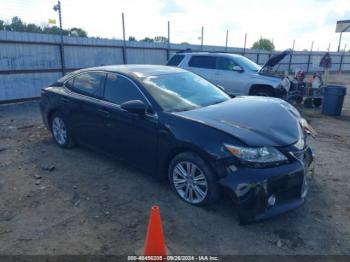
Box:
1;31;350;102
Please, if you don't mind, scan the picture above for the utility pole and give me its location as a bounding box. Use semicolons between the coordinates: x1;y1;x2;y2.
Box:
336;22;350;52
53;1;65;75
337;32;343;52
225;30;229;52
243;33;247;55
269;38;274;59
167;21;170;60
122;13;127;64
339;44;346;72
306;41;314;73
288;40;295;73
200;26;204;50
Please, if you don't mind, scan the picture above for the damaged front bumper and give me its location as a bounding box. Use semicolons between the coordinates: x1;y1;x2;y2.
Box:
219;147;314;224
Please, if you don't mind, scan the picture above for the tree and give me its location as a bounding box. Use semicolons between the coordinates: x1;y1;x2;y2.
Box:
42;26;69;36
154;36;168;43
141;37;154;42
9;16;26;31
26;23;42;33
0;16;88;37
69;27;87;37
128;36;137;41
252;38;275;51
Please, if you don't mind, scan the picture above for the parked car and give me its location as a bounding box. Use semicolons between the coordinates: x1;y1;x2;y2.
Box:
167;50;291;98
40;65;315;224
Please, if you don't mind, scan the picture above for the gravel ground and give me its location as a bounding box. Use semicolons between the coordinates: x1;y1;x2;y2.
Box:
0;74;350;256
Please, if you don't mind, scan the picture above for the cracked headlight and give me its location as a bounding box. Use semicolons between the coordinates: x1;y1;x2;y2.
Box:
224;144;287;164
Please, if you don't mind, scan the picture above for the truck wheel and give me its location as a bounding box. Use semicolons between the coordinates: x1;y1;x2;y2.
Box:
250;87;273;97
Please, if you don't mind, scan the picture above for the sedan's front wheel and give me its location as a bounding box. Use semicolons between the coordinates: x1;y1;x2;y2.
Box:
168;152;220;206
50;112;74;148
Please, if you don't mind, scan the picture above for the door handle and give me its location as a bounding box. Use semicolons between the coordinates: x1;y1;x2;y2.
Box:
215;72;220;76
98;108;110;118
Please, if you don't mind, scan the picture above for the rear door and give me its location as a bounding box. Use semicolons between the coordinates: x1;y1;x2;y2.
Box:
64;71;108;149
185;55;217;83
101;73;158;172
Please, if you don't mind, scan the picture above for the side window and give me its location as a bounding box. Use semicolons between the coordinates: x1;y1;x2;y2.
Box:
167;55;185;66
188;55;216;69
104;74;145;105
68;72;106;97
216;57;237;71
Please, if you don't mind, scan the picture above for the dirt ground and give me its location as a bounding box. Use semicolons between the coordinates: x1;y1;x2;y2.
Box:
0;74;350;256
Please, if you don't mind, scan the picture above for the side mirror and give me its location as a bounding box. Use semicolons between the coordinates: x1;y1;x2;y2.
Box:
232;65;244;73
121;100;146;114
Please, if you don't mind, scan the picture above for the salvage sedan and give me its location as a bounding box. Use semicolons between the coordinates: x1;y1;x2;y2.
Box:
40;65;314;224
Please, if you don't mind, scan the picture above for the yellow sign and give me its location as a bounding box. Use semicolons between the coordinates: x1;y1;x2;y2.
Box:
48;19;56;25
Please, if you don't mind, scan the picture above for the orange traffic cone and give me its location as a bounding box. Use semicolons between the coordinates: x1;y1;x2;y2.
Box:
144;205;167;257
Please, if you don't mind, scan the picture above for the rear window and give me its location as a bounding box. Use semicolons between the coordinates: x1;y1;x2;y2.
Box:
167;55;185;66
188;55;216;69
67;72;106;97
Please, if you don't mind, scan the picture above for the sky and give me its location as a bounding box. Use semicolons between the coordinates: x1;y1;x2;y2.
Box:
1;0;350;51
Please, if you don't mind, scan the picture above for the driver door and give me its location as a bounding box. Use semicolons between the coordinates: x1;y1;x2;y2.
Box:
213;57;249;96
101;73;159;173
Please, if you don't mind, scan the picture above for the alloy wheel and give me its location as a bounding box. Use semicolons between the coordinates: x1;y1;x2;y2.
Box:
172;161;208;204
52;117;67;145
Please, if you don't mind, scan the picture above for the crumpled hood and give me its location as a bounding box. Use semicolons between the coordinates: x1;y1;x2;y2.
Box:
259;49;291;72
173;97;302;147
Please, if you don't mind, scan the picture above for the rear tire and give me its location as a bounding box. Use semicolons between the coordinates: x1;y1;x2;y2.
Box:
50;112;74;148
168;152;220;206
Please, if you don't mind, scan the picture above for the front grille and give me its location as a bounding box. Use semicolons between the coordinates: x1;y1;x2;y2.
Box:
267;171;303;202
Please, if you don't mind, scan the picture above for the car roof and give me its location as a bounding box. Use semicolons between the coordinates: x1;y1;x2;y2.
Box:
66;65;187;80
178;52;244;58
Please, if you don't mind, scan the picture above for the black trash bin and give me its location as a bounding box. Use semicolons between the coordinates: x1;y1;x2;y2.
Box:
322;85;347;116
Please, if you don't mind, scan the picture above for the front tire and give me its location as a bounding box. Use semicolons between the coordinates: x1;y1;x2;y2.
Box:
168;152;220;206
50;112;74;148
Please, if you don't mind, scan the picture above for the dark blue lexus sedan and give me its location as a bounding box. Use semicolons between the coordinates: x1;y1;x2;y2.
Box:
40;65;315;224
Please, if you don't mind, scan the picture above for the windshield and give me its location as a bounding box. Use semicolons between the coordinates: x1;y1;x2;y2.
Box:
234;56;261;72
142;72;230;112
